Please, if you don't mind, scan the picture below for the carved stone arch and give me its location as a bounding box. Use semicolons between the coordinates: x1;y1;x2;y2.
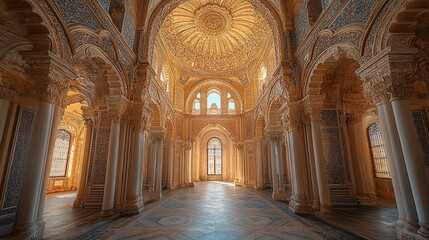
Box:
304;44;361;96
372;0;429;56
1;0;68;57
266;98;282;130
143;0;286;66
149;99;162;128
72;44;126;105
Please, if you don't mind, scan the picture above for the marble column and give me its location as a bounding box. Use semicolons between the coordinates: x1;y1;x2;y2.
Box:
73;118;94;208
150;141;158;193
349;119;376;197
305;122;320;210
167;139;174;189
184;142;191;185
155;136;164;199
391;98;429;237
275;140;285;195
377;103;408;228
125;130;145;214
255;138;264;189
36;104;62;224
101;120;121;217
288;128;312;213
310;118;331;213
13;101;57;238
235;143;244;185
268;138;278;197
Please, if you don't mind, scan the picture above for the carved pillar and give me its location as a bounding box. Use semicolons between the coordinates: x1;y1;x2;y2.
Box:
167;139;174;189
358;53;426;236
266;131;286;200
125;103;151;214
74;110;94;208
148;132;165;200
304;96;331;213
255;138;264;189
235;143;244;185
101;116;121;217
304;119;320;210
13;60;75;239
347;114;376;198
281;103;311;213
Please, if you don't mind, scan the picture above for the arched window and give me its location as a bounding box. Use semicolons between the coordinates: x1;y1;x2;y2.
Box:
50;130;71;177
207;90;221;114
208;138;222;175
367;123;391;179
161;65;171;93
193;99;201;114
109;0;125;31
228;93;236;114
259;64;268;94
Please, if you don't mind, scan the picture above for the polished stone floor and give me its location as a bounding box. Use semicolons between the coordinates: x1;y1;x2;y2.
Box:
43;182;397;239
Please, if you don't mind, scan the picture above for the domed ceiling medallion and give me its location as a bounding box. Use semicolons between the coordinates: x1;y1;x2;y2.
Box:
195;5;232;36
159;0;272;75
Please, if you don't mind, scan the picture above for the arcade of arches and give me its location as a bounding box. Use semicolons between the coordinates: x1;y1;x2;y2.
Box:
0;0;429;239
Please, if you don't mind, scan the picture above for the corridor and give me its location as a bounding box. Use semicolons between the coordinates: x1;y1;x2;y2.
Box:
43;182;397;239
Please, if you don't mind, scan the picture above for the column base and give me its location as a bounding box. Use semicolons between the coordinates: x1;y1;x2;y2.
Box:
185;182;194;188
100;209;114;218
272;191;287;201
147;191;162;202
12;219;45;240
312;202;320;211
289;200;313;214
397;223;429;240
73;196;84;209
417;223;429;239
124;196;145;216
319;204;331;214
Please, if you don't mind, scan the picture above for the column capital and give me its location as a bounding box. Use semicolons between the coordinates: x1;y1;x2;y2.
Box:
279;102;302;132
106;95;128;123
303;95;325;123
131;62;155;101
235;142;244;151
130;101;152;133
356;50;420;104
26;53;78;105
265;130;283;142
274;63;300;102
150;131;166;143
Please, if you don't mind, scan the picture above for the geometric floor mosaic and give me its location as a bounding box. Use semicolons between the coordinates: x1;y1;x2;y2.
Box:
43;182;397;239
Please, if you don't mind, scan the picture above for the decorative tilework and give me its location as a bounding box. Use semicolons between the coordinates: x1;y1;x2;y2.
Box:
98;0;111;12
294;7;310;50
53;0;101;31
92;127;110;184
412;110;429;167
2;109;34;209
322;0;331;10
321;110;347;185
121;0;136;48
330;0;382;31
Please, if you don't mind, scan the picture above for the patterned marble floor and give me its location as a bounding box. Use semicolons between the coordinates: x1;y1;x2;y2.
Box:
43;182;398;240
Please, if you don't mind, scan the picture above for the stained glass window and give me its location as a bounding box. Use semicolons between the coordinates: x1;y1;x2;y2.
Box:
49;129;71;177
208;138;222;175
367;123;391;179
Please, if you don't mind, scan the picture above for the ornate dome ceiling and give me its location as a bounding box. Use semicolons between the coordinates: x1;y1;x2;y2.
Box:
159;0;272;75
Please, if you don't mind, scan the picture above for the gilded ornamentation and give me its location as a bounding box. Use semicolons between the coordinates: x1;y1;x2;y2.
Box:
158;0;272;73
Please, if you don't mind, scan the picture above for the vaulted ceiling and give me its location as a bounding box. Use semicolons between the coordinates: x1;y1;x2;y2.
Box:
158;0;273;79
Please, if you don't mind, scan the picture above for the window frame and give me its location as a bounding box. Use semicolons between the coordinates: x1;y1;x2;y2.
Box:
207;138;222;175
49;129;72;178
367;123;391;179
